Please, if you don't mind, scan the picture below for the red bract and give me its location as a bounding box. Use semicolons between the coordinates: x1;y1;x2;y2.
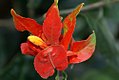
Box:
67;32;96;64
11;0;96;79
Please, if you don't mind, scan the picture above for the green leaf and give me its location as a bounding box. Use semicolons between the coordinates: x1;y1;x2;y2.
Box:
80;70;113;80
84;14;119;69
55;71;67;80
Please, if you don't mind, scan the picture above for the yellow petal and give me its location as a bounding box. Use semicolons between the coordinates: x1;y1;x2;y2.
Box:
28;35;47;48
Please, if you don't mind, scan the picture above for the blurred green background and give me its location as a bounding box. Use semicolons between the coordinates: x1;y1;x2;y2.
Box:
0;0;119;80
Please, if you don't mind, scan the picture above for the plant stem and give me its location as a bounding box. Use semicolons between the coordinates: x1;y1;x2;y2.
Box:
55;71;67;80
56;71;62;80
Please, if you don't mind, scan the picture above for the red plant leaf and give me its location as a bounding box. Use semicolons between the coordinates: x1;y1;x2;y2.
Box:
45;0;58;17
21;42;41;56
43;3;62;44
61;18;76;50
61;3;84;50
34;45;68;79
11;9;42;36
67;32;96;64
21;42;37;56
28;41;42;52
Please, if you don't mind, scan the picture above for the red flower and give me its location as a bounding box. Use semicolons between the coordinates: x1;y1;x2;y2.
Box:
11;0;96;79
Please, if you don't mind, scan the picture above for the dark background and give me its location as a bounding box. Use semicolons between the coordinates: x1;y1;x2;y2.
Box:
0;0;119;80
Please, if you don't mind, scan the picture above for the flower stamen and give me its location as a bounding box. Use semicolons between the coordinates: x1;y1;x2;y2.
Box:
28;35;47;49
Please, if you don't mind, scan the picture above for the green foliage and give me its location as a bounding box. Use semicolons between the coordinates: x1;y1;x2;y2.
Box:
81;70;113;80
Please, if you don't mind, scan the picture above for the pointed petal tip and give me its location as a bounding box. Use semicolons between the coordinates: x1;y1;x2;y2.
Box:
10;9;13;12
78;3;84;9
71;2;84;17
81;3;85;5
92;31;96;37
92;30;95;33
90;31;96;44
54;0;58;4
10;9;16;16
